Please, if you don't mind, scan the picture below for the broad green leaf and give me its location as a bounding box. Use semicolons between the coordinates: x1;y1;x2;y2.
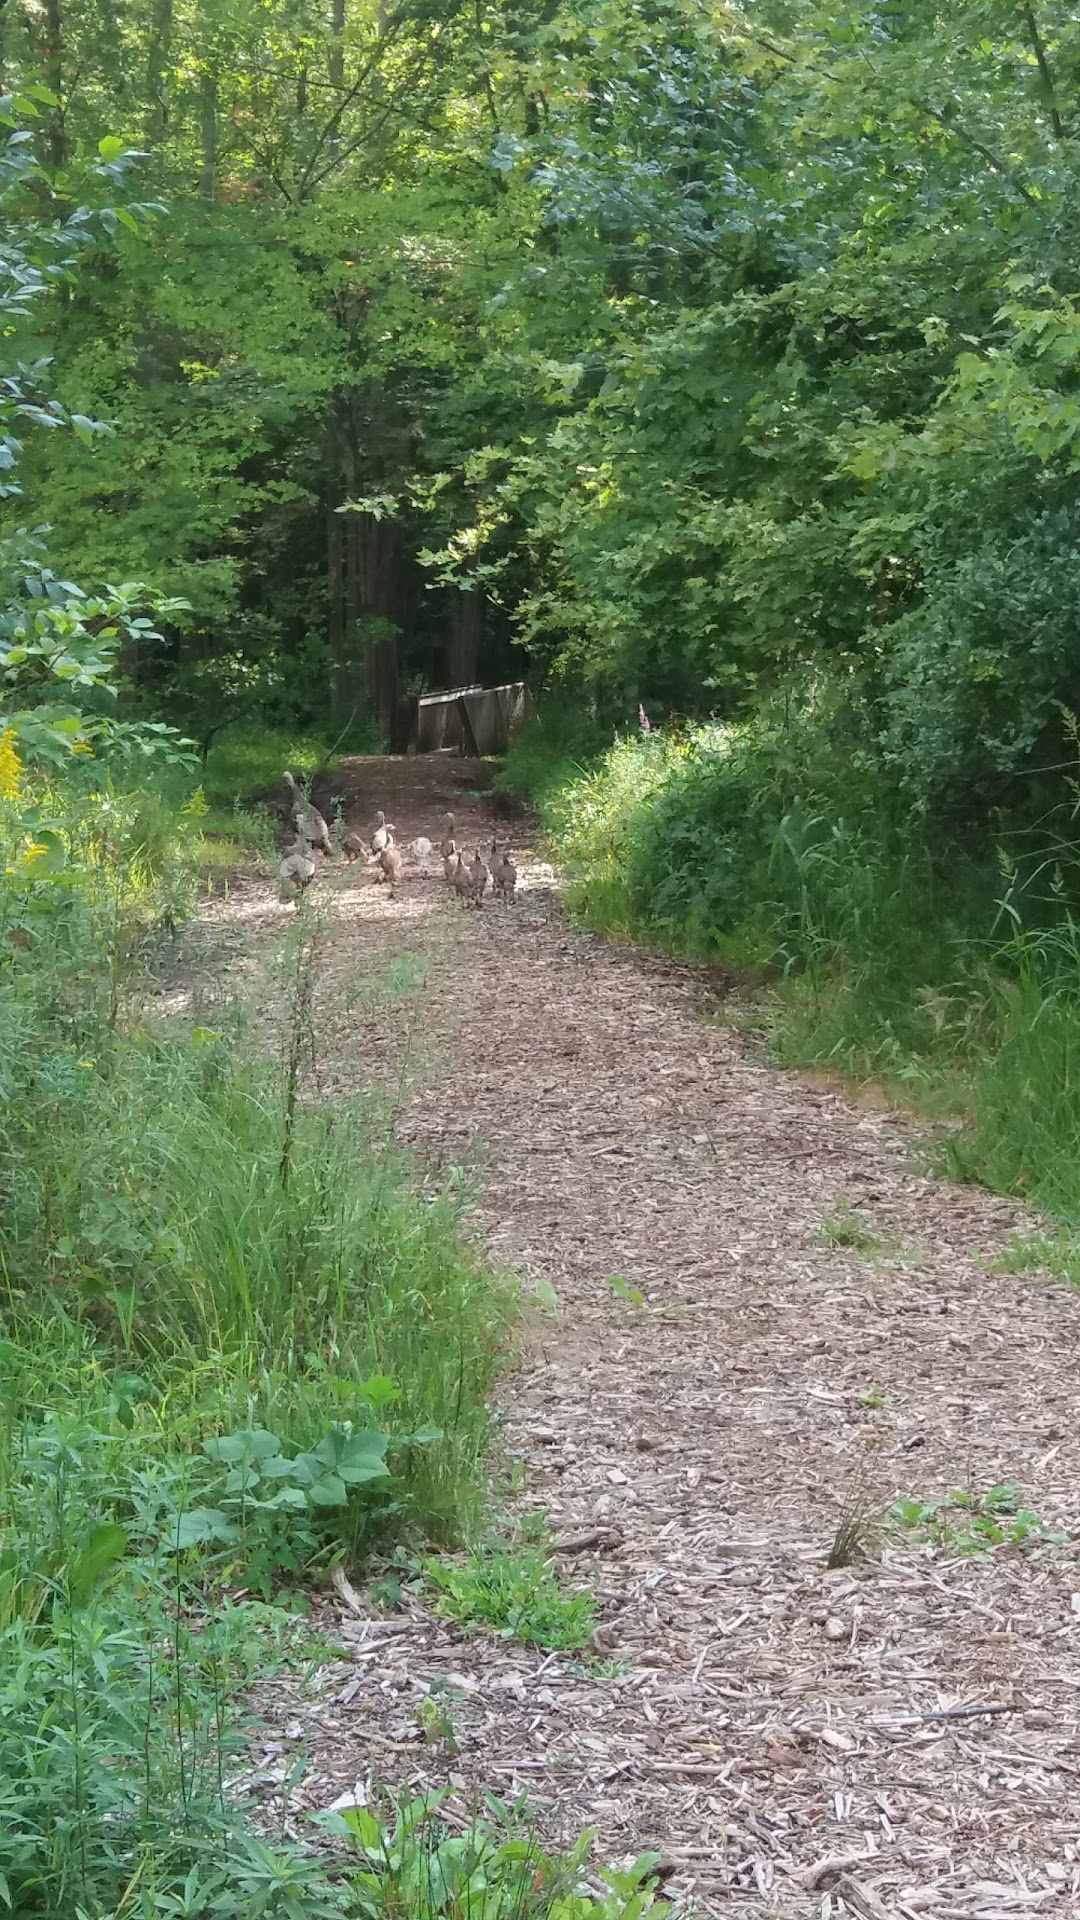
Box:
170;1508;238;1549
66;1521;128;1608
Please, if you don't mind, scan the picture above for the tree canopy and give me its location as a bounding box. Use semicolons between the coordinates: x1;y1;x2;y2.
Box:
2;0;1079;806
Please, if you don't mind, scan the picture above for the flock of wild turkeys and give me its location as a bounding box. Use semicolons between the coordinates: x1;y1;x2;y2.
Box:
276;771;517;908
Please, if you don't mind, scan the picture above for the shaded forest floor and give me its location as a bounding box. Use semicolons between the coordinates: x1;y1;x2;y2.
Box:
159;755;1080;1920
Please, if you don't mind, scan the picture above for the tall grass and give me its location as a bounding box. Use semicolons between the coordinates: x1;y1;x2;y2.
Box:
0;766;514;1915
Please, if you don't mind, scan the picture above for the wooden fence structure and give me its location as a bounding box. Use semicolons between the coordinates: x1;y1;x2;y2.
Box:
413;681;531;757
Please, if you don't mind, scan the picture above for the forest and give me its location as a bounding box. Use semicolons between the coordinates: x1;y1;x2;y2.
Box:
4;0;1080;1914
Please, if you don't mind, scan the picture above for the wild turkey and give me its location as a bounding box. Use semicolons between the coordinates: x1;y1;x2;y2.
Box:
282;772;332;856
378;843;404;894
443;843;459;884
370;810;394;855
439;813;456;859
492;845;517;904
451;852;473;905
279;845;317;898
342;828;366;863
468;848;489;907
409;835;434;871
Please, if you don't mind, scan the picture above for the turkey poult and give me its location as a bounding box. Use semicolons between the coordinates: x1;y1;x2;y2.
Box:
492;844;518;903
378;843;404;893
370;810;394;854
409;835;434;871
279;845;317;898
468;847;489;906
439;813;456;859
451;851;473;904
443;844;459;884
342;828;366;863
282;771;332;856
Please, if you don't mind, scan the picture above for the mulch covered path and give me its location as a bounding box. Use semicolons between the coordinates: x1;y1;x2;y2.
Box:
169;756;1080;1920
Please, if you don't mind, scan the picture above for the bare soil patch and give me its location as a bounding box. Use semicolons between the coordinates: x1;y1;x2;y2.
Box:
184;756;1080;1919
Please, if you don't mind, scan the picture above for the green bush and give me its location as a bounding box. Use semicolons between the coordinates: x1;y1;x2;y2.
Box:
325;1788;668;1920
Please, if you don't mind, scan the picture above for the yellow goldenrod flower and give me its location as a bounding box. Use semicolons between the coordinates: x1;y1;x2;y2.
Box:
0;728;22;800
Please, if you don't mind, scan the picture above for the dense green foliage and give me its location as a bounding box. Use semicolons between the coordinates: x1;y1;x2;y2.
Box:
8;0;1080;799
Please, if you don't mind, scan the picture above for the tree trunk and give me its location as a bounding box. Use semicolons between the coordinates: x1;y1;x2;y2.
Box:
329;0;345;83
327;412;348;719
321;0;346;183
146;0;174;146
199;76;218;200
358;511;402;742
44;0;65;170
327;506;348;718
446;587;483;689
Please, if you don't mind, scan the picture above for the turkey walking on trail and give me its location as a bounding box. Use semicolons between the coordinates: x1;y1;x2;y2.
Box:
468;848;489;907
378;843;404;895
282;772;332;856
451;852;473;905
492;844;518;904
370;811;394;855
279;844;318;900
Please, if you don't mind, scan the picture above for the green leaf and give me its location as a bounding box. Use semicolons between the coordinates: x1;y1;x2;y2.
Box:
225;1464;261;1494
356;1373;400;1410
97;136;125;161
308;1472;349;1507
203;1427;281;1464
66;1521;128;1608
336;1430;390;1483
266;1486;309;1510
170;1507;238;1550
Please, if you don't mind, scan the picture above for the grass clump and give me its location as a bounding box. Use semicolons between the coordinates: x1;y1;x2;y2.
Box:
426;1544;597;1650
817;1201;888;1256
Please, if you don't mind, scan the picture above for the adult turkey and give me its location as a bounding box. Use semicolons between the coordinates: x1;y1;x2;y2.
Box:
282;771;332;856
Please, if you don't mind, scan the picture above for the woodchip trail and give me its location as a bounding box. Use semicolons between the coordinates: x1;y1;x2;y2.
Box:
163;755;1080;1920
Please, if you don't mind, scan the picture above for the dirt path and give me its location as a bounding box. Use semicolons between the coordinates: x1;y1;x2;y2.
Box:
186;758;1080;1919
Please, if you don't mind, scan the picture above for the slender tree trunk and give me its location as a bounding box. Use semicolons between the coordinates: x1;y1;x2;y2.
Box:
327;412;348;717
358;511;402;742
342;410;361;678
330;0;345;79
44;0;65;170
199;76;218;200
146;0;174;145
328;0;345;157
446;588;483;689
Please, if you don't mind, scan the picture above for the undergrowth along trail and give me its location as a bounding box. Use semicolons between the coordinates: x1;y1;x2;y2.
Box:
210;755;1080;1920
